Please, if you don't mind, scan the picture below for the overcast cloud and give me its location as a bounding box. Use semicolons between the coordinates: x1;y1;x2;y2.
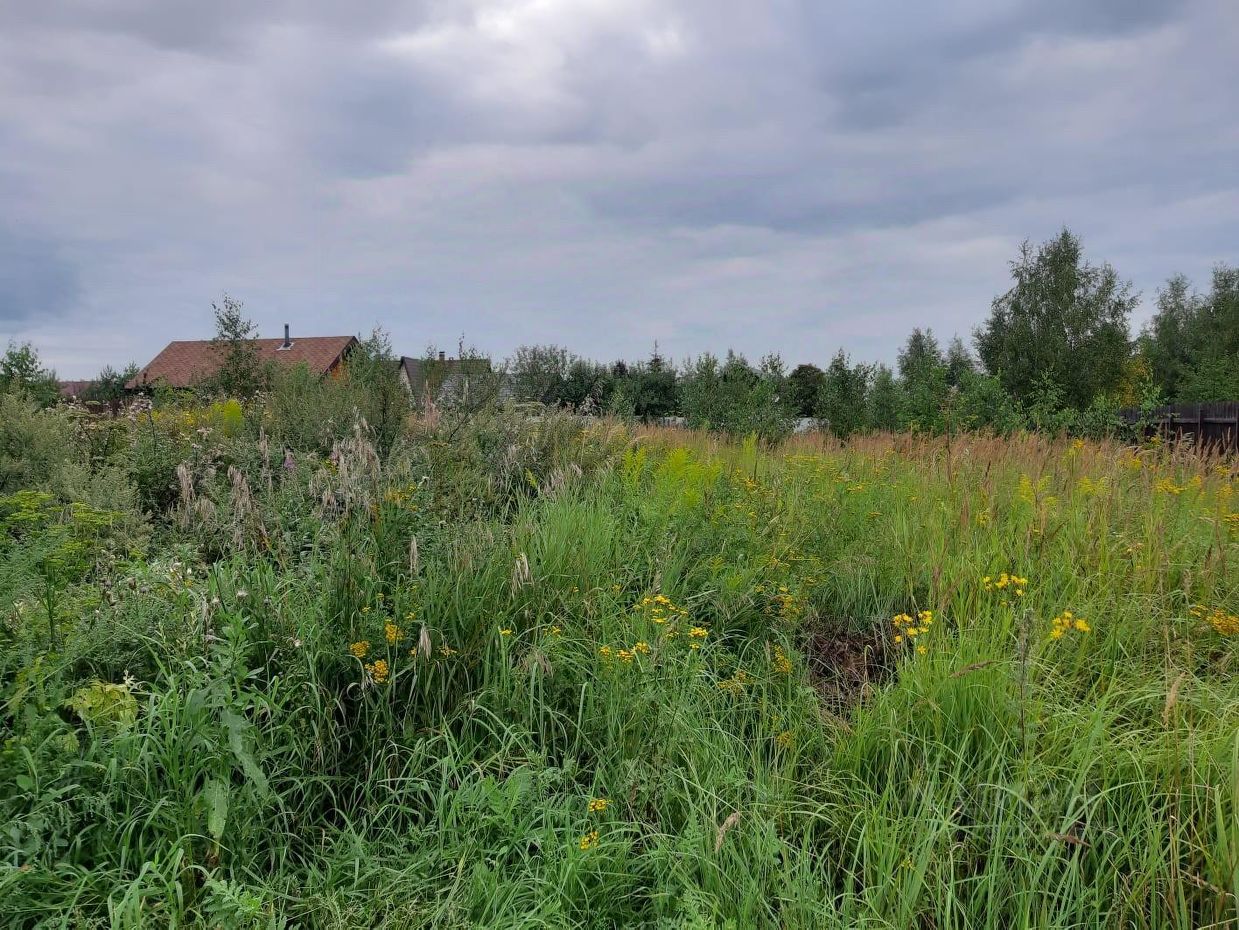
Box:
2;0;1236;376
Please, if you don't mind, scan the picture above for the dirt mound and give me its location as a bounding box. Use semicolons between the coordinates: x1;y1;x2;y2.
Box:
801;622;893;712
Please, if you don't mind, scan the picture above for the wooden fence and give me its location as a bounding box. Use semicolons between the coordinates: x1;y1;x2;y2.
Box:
1119;402;1239;453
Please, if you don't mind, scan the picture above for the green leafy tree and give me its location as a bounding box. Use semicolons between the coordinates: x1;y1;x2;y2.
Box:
787;364;825;418
944;336;975;388
206;295;269;397
975;229;1136;410
867;364;903;432
1140;265;1239;402
678;353;726;428
680;351;791;440
561;359;613;412
83;363;140;406
508;345;573;406
618;349;679;420
346;328;409;455
897;328;948;431
814;351;870;437
954;370;1025;434
747;354;795;442
1;342;59;408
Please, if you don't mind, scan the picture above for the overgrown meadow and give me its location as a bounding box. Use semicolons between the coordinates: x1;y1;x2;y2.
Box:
1;387;1236;928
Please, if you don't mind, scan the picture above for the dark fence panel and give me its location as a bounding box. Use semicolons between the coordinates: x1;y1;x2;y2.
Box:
1119;402;1239;453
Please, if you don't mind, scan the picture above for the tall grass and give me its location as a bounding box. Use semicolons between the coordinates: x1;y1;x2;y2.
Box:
0;407;1235;927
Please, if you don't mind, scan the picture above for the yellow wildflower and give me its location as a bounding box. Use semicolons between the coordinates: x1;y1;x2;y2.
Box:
1050;611;1089;640
1202;606;1239;636
772;644;793;675
588;798;610;813
349;641;370;658
578;829;600;851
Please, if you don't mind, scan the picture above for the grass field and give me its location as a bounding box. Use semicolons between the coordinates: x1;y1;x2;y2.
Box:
1;403;1236;928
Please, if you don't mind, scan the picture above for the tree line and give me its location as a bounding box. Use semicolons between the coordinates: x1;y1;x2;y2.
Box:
4;227;1236;440
504;229;1238;438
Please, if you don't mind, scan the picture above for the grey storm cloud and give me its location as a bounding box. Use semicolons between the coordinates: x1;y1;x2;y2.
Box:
0;227;80;324
0;0;1236;376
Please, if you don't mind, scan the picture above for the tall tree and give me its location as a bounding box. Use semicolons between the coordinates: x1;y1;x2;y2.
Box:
944;336;975;388
207;295;268;397
0;342;59;408
629;348;679;420
786;363;825;418
679;351;791;440
897;328;943;382
867;364;903;432
897;328;948;430
975;229;1136;410
347;328;408;455
508;344;573;405
815;350;870;437
1140;265;1239;402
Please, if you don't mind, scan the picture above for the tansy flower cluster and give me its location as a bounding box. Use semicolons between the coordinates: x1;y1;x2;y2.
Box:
578;829;599;851
636;593;688;625
588;798;609;813
983;573;1028;596
1191;604;1239;636
772;644;793;675
982;572;1028;606
598;641;650;664
349;640;370;658
364;659;389;683
772;585;804;621
1049;610;1090;639
717;669;751;694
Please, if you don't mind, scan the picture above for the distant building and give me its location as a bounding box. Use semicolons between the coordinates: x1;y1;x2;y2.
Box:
127;325;357;390
398;353;500;406
57;380;95;400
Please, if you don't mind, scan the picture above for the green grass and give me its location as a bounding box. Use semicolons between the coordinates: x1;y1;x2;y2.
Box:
1;412;1236;928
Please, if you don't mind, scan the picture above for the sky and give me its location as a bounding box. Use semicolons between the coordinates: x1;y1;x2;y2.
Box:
2;1;1237;378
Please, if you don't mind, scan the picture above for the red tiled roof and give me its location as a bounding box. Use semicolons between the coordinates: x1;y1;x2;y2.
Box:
127;336;357;389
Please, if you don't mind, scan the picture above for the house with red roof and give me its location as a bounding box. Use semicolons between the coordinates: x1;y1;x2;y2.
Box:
126;325;357;391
